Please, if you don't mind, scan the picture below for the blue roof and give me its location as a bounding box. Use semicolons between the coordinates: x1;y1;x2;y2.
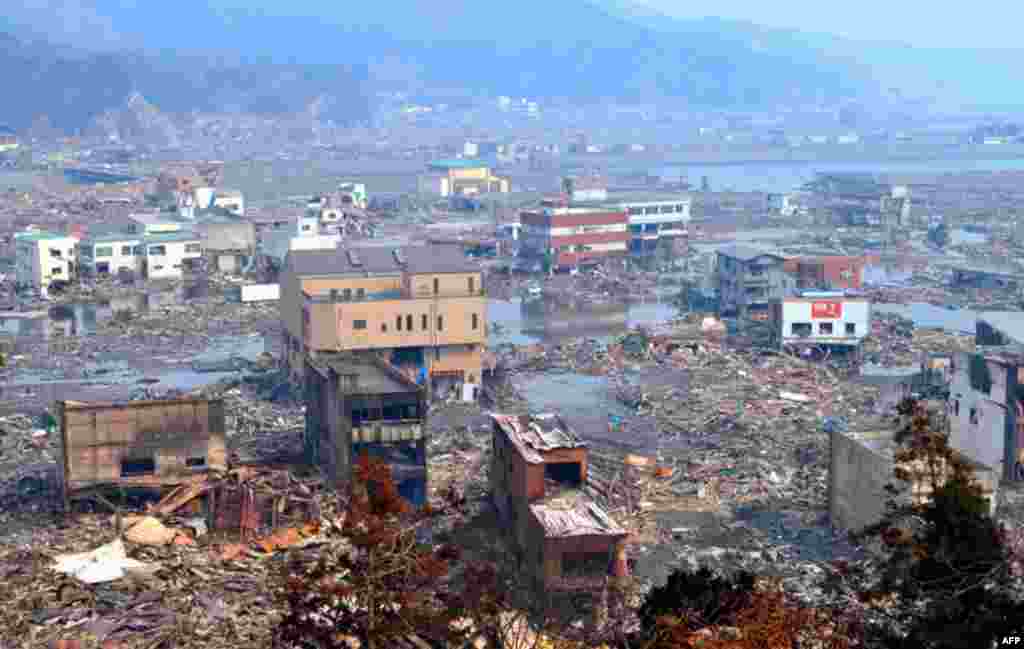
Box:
428;158;489;170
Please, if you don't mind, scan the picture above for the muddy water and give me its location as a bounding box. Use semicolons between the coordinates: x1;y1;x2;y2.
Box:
0;283;210;338
488;296;677;346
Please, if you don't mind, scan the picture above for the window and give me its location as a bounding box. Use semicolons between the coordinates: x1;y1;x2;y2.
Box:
629;224;644;234
49;248;62;258
50;267;62;275
436;348;441;361
472;313;479;330
437;315;444;331
660;205;675;214
133;245;144;255
819;322;834;335
356;288;365;299
121;457;155;476
433;278;439;295
468;277;475;293
186;457;206;468
791;322;812;337
422;314;428;330
396;315;403;331
629;207;642;215
381;323;388;332
954;400;960;416
406;315;413;331
185;243;201;254
970;407;979;425
353;320;367;330
845;322;856;335
545;462;582;487
343;288;352;301
148;245;166;256
153;265;165;270
95;246;113;258
676;204;686;213
121;246;133;256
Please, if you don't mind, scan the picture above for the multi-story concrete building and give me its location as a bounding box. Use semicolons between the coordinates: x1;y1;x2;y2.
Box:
784;255;866;291
281;245;486;399
304;354;428;504
519;198;629;272
78;233;144;277
613;192;691;256
716;245;790;320
141;232;204;280
14;230;79;293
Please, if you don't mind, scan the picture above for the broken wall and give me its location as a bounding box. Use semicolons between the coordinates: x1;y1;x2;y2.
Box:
57;398;226;501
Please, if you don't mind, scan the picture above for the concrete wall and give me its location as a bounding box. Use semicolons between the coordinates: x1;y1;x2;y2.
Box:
948;352;1014;479
829;430;896;532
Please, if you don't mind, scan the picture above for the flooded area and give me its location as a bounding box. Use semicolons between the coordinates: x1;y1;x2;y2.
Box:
874;302;1022;334
487;296;677;346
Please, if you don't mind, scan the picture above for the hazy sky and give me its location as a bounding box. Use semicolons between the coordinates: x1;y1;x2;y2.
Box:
638;0;1021;49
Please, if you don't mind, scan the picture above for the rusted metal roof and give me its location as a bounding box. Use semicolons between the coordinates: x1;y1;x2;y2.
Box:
530;497;626;538
491;413;586;464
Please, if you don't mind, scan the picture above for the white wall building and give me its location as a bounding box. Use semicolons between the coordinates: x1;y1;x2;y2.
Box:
14;231;79;293
78;234;145;276
142;233;203;280
771;293;872;349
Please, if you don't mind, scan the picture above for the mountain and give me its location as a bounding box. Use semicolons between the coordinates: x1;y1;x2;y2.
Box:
0;1;876;132
0;30;371;134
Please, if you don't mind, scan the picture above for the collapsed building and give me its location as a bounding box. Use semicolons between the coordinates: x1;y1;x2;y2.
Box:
490;413;630;593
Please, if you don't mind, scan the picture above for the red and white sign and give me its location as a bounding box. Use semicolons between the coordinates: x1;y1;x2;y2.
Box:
811;301;842;319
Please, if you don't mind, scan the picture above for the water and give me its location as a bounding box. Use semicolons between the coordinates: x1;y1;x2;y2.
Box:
874;303;1023;334
487;297;677;346
0;285;208;338
654;158;1024;193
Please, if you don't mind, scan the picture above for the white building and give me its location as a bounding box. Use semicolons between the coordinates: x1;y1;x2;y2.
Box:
128;213;183;236
212;189;245;217
78;234;144;277
611;192;692;256
770;292;872;349
142;232;203;279
14;230;79;293
261;216;341;266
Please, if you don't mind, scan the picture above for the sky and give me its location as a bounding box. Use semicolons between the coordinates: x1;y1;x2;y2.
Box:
636;0;1022;49
6;0;1023;52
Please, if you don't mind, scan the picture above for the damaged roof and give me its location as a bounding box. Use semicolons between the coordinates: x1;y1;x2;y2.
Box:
530;497;626;538
326;358;421;395
287;244;479;276
717;244;784;262
491;413;585;464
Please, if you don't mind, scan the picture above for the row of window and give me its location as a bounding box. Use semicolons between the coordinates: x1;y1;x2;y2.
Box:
791;322;857;336
352;313;480;333
89;243;203;258
331;277;477;302
627;204;689;216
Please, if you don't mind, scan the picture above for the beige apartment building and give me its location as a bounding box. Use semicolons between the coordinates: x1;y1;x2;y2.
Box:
281;245;487;399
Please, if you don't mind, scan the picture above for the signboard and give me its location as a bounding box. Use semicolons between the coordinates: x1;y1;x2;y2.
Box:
811;301;842;319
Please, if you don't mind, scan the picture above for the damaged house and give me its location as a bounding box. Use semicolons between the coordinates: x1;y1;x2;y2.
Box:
55;397;227;508
490;413;630;593
304;354;428;505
